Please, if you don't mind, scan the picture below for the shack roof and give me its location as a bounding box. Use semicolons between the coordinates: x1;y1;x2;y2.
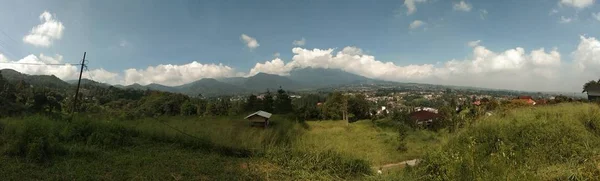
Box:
244;111;272;119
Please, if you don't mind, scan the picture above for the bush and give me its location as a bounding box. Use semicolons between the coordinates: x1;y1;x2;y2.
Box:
2;117;64;163
409;103;600;180
60;119;139;148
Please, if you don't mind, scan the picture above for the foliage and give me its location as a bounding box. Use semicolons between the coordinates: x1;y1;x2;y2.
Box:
274;88;293;114
348;94;371;121
322;92;345;120
262;90;274;112
409;103;600;180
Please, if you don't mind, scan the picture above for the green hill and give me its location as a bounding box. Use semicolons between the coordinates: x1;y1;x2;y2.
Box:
0;69;71;90
176;78;247;96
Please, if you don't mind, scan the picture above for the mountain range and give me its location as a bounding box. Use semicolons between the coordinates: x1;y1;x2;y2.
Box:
1;68;384;96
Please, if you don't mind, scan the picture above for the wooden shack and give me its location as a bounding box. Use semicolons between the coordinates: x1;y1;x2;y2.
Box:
244;110;272;127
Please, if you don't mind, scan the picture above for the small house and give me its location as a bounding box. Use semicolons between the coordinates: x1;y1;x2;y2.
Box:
515;96;536;105
245;110;272;127
586;84;600;101
409;110;441;127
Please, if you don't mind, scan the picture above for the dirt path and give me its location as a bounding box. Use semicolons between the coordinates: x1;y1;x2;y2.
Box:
373;159;420;172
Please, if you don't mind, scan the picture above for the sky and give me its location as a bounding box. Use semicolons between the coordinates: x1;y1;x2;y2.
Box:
0;0;600;92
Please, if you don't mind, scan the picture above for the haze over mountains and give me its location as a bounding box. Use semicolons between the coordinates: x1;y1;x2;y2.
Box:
1;68;385;96
2;67;582;97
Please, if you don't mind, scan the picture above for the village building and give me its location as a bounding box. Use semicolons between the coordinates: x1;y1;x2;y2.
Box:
585;84;600;101
514;96;536;105
409;110;441;127
244;110;272;127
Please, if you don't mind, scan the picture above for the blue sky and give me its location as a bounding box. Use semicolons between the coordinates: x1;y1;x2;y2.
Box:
1;0;600;92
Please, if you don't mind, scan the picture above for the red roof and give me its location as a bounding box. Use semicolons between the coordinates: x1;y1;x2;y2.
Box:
518;96;533;100
409;111;441;121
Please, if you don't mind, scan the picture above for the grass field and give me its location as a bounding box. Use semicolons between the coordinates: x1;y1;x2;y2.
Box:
4;103;598;180
0;112;447;180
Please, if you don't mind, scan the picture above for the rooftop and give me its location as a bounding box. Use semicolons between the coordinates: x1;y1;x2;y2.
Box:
244;111;272;119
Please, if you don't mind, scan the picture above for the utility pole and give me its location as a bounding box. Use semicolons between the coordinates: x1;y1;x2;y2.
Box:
72;52;86;114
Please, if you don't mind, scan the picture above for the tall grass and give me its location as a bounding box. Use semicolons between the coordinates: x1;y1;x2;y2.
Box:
408;103;600;180
0;114;373;180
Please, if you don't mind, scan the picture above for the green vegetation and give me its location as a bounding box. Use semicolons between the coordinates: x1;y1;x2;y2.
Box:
3;69;600;180
396;103;600;180
0;115;376;180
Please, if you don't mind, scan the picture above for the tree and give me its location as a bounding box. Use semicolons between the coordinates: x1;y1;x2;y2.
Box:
245;94;261;112
293;94;323;121
583;80;599;93
348;94;370;121
274;88;293;114
180;101;197;115
323;92;345;120
392;108;413;127
262;90;274;112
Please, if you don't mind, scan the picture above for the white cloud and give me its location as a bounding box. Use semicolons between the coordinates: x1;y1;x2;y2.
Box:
249;46;435;81
560;16;573;23
0;54;78;80
573;36;600;73
293;38;306;46
83;68;120;84
248;58;292;76
0;54;9;63
247;40;580;91
240;34;259;50
274;52;281;57
468;40;481;47
550;9;559;15
404;0;427;15
23;11;65;47
593;12;600;21
453;1;472;12
480;9;488;19
123;61;239;86
560;0;595;9
409;20;427;29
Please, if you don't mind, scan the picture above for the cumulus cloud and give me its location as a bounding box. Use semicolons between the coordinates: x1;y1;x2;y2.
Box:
247;39;592;92
593;12;600;21
404;0;427;15
573;36;600;73
560;0;595;9
23;11;65;47
560;16;573;23
468;40;481;47
293;38;306;46
0;53;78;80
123;61;239;86
248;58;292;76
249;46;435;81
409;20;427;29
453;1;472;12
240;34;259;50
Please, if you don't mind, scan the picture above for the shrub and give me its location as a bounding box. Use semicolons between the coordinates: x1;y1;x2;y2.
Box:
2;117;64;163
409;103;600;180
60;119;139;148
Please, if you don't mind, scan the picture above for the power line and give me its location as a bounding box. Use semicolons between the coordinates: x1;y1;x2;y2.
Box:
84;65;95;81
0;62;82;66
0;28;19;45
